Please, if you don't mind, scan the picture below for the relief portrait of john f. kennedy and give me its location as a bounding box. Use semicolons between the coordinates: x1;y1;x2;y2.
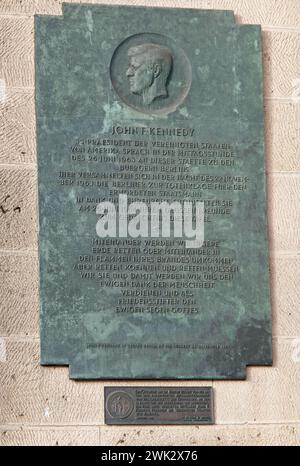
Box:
126;43;173;106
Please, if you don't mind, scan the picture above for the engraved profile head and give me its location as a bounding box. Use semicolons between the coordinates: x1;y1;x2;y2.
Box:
126;43;173;106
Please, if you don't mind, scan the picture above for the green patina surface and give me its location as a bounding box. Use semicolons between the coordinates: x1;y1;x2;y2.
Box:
35;3;272;379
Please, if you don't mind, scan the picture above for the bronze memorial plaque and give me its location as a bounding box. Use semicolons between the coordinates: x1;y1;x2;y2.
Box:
36;4;272;380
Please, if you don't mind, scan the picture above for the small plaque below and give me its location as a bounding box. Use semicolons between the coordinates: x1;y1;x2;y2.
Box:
104;386;214;425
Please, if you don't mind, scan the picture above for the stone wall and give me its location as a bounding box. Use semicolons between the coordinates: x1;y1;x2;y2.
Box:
0;0;299;446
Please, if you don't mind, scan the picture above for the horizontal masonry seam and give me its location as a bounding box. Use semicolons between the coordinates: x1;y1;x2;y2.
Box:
0;424;102;430
1;86;300;103
0;249;38;254
0;164;37;170
0;12;299;33
2;421;300;428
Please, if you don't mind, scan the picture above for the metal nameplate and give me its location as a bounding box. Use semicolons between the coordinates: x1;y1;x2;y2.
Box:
105;386;214;425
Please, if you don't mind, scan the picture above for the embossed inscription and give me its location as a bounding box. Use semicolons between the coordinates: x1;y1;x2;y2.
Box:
64;127;240;319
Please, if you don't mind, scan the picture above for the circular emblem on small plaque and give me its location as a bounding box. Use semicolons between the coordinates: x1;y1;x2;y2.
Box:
106;391;134;419
110;33;192;115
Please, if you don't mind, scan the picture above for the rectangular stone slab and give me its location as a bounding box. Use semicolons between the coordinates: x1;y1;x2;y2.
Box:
35;4;272;379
